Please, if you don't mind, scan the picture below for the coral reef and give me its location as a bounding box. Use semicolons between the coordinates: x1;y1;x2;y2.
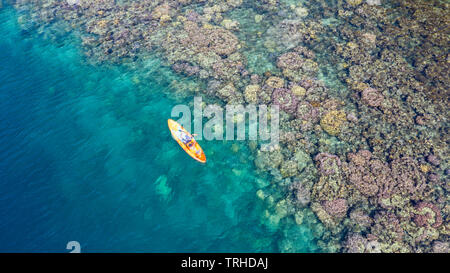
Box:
271;88;298;115
289;178;311;207
14;0;449;253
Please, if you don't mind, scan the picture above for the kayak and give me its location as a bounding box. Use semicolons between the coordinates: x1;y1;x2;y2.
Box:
167;119;206;163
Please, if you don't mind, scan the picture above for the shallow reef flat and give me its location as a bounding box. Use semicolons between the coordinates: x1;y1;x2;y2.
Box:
9;0;449;253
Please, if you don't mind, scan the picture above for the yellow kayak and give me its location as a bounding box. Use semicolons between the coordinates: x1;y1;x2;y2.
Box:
168;119;206;163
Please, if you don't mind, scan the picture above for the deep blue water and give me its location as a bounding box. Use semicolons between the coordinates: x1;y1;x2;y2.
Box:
0;8;316;252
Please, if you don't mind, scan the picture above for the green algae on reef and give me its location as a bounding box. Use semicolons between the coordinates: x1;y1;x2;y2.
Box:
12;0;450;253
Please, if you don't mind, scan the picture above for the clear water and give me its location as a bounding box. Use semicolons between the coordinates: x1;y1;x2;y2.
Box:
0;8;317;252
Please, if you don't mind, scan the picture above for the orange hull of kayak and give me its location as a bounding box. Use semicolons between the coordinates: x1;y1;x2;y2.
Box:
168;119;206;163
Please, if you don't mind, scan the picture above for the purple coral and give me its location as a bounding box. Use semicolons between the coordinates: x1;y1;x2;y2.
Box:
344;233;367;253
390;157;428;200
296;102;319;122
361;87;384;107
413;202;442;228
347;153;430;205
295;102;319;131
349;149;372;164
322;198;348;218
207;27;239;56
347;150;381;196
179;22;239;56
185;10;200;23
314;153;341;175
277;52;304;70
426;154;440;166
427;173;440;184
271;88;299;114
346;150;421;206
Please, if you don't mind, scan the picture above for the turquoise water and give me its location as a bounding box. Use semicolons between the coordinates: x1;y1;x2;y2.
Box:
0;8;317;252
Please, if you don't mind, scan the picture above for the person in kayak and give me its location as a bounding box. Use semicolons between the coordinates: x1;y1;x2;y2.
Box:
168;119;206;163
178;129;193;145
